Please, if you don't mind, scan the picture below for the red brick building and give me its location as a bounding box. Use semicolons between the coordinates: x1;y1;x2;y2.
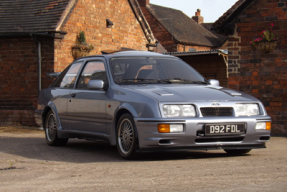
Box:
137;0;227;52
0;0;156;125
213;0;287;134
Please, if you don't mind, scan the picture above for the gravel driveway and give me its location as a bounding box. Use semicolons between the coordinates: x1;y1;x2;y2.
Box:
0;125;286;191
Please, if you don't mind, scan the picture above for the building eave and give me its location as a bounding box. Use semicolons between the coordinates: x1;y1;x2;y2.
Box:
0;31;67;39
55;0;79;31
214;0;255;33
164;50;228;57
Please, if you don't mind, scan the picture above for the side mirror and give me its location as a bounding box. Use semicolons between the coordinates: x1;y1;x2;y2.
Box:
208;79;220;86
87;80;105;90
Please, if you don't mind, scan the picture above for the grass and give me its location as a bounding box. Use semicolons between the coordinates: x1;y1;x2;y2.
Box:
0;125;43;133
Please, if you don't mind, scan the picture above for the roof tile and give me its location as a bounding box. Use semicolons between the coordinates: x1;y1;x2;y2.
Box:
147;4;226;47
0;0;71;33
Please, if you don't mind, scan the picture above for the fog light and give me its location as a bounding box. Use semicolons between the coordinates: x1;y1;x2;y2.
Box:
170;124;183;132
158;124;183;133
256;122;271;130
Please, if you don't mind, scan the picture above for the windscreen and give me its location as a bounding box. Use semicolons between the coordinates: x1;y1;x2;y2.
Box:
110;57;206;84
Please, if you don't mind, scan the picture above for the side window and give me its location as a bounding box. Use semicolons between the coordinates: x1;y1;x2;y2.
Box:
77;61;107;89
52;62;82;88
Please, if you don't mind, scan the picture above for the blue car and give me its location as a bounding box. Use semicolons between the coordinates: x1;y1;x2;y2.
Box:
35;51;271;159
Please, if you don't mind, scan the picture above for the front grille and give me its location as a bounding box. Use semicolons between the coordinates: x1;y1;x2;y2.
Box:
200;107;233;116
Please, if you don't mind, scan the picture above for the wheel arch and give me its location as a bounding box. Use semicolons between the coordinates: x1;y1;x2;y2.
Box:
115;109;132;128
42;102;63;131
109;104;138;146
42;106;51;129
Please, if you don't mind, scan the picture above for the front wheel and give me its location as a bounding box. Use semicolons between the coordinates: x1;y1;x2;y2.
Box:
224;149;252;155
45;110;68;146
116;113;138;160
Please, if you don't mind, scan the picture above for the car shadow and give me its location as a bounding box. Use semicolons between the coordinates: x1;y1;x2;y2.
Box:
135;150;250;161
0;135;249;163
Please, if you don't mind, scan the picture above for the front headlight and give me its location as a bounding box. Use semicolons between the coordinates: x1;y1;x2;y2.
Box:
234;104;259;116
162;105;196;118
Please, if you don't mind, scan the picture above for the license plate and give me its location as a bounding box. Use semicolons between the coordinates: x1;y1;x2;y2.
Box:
205;124;245;135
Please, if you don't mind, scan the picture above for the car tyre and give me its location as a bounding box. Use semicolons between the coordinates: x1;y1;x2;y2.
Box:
224;149;252;155
116;113;138;160
45;110;68;146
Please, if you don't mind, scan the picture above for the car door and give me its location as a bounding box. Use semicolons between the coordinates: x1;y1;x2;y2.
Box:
67;59;108;134
49;62;83;130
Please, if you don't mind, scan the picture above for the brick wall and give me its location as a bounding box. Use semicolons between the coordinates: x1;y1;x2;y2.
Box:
0;37;54;126
227;0;287;134
54;0;149;72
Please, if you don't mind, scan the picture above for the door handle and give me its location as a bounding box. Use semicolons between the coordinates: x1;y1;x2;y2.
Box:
70;93;76;98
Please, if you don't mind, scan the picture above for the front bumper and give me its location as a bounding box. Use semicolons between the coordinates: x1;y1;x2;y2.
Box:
135;116;271;151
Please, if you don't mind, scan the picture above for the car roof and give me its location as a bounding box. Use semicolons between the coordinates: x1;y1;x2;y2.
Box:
73;50;175;62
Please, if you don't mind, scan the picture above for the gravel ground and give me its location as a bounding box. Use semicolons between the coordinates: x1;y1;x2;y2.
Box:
0;125;286;192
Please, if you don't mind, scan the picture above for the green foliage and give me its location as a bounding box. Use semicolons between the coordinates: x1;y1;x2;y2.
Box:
250;23;276;45
73;30;93;51
71;31;94;58
262;29;275;42
78;31;86;44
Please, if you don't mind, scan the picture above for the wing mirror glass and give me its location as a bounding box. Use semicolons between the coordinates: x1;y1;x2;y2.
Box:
208;79;220;86
87;80;105;90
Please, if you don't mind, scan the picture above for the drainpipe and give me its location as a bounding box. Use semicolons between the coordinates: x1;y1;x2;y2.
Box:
31;34;42;94
37;40;41;94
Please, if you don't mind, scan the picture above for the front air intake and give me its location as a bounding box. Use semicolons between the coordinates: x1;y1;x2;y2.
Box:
200;107;233;116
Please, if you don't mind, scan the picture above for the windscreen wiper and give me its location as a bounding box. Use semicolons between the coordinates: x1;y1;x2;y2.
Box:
158;78;208;84
119;79;158;84
189;81;209;84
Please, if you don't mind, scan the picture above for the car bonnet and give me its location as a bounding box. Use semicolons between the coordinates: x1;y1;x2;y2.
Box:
122;84;257;102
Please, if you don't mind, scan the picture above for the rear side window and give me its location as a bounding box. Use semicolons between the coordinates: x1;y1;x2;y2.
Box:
52;62;82;88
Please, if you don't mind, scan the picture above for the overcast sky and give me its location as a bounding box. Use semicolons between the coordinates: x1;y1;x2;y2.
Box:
149;0;239;23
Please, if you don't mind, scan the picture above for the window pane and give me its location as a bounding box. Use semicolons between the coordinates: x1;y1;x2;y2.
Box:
77;61;107;89
52;66;71;88
59;63;82;88
110;57;205;84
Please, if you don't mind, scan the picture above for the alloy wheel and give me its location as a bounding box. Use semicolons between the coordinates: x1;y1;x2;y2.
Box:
118;118;134;155
46;113;57;142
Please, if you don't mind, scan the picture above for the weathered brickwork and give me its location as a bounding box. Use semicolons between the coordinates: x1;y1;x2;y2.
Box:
227;0;287;133
226;29;242;74
0;37;54;125
55;0;149;71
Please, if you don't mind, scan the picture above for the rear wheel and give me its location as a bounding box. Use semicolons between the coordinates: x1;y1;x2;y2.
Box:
116;113;138;160
224;149;252;155
45;110;68;146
